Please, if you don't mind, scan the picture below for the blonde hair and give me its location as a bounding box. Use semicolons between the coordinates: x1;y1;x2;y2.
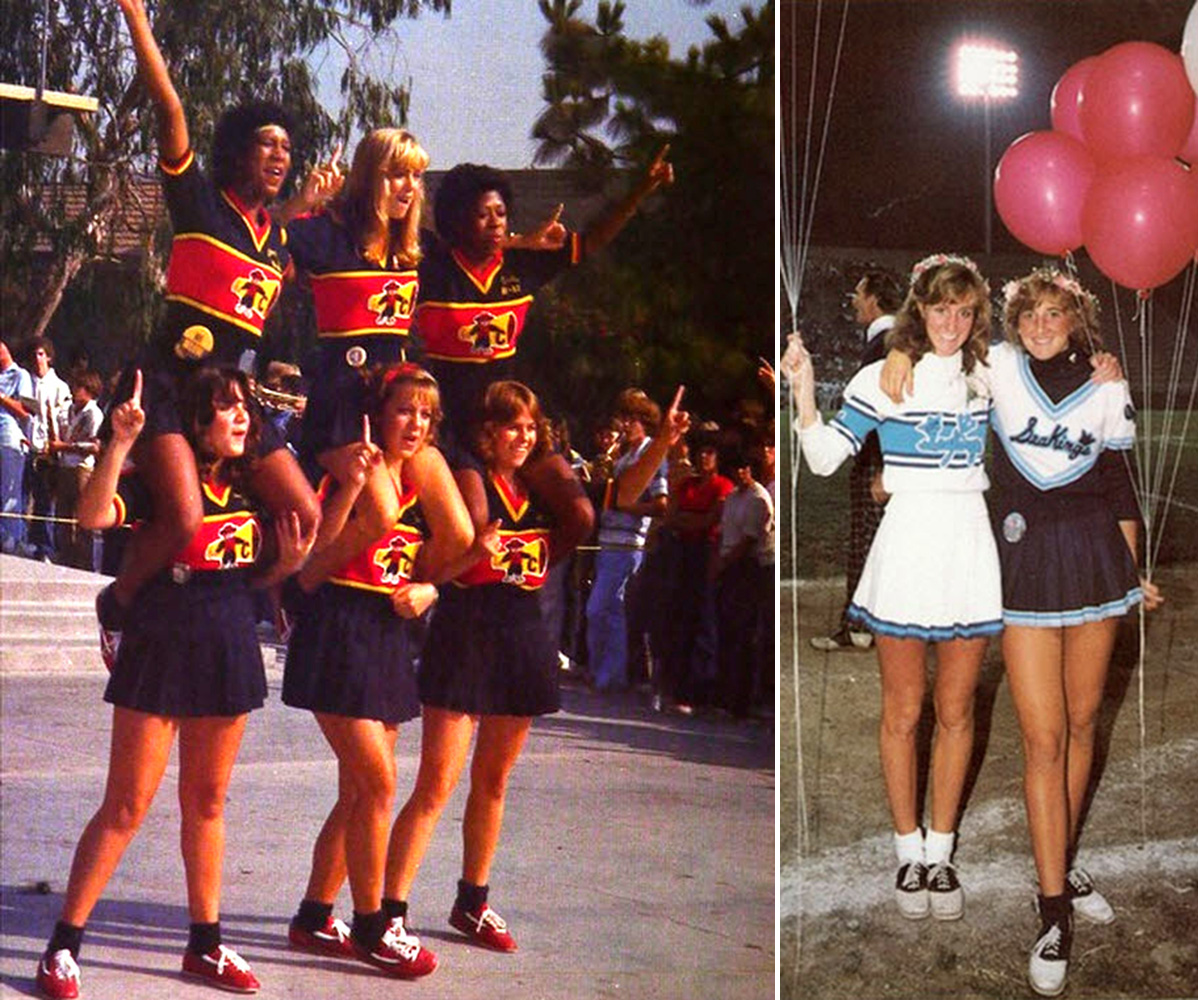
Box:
332;128;429;269
888;258;992;374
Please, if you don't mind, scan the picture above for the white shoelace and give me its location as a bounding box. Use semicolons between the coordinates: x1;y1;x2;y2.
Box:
324;917;351;942
475;906;507;931
898;863;924;891
928;863;957;891
45;949;80;981
212;945;251;974
381;923;422;961
1066;868;1093;896
1035;923;1065;961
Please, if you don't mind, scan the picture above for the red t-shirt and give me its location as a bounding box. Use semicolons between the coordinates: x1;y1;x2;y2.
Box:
674;473;734;543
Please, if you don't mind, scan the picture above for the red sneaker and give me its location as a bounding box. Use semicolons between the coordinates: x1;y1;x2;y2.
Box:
181;944;260;993
449;903;518;952
353;918;437;979
288;914;354;957
36;949;80;999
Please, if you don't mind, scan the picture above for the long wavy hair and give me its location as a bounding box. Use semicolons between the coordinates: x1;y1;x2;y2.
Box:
331;128;429;269
888;259;992;374
181;367;261;491
474;380;551;470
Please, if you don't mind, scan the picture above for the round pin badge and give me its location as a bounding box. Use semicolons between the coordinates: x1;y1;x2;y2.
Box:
1002;511;1027;544
171;562;192;584
346;345;368;368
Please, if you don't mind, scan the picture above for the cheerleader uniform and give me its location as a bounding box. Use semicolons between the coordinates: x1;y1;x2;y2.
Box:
111;151;288;455
414;235;583;464
799;350;1002;640
286;212;421;461
281;473;427;724
104;475;267;716
419;471;559;715
986;342;1141;626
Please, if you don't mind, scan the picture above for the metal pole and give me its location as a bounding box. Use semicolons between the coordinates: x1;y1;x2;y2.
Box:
983;95;993;257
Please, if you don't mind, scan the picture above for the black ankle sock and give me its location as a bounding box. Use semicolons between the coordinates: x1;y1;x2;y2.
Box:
47;921;84;959
295;899;334;933
351;910;387;950
188;921;221;956
1038;892;1071;924
455;880;488;914
381;898;408;921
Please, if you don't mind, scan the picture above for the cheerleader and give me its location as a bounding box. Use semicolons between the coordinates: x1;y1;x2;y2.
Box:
380;381;560;953
281;364;471;979
415;153;673;560
990;270;1159;996
782;255;1001;923
100;0;319;665
35;368;314;999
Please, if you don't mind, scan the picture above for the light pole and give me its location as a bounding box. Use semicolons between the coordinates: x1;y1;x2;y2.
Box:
954;41;1020;256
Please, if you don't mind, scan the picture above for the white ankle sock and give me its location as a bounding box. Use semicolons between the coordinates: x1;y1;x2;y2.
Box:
894;829;924;865
925;828;955;865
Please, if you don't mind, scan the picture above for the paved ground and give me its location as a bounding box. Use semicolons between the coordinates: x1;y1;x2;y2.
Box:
0;559;775;1000
780;571;1198;1000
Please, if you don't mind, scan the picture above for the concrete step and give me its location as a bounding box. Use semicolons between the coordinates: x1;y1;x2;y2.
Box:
0;553;109;606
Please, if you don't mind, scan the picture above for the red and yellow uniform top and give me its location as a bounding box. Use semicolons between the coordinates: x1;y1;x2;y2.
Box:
154;151;289;366
319;473;429;595
287;212;419;342
455;471;551;593
114;475;261;574
415;236;583;435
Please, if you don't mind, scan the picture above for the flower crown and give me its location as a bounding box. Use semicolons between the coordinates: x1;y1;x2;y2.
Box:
1001;268;1100;313
909;252;983;286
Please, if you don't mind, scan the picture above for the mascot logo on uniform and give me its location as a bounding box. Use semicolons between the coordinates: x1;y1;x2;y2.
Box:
368;280;416;326
914;412;986;467
495;535;546;587
231;268;281;321
458;310;517;356
204;519;257;568
375;535;420;585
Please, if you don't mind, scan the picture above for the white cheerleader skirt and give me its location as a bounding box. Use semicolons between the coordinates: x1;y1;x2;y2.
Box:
846;491;1002;641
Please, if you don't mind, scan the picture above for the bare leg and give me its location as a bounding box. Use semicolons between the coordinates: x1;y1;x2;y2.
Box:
302;760;354;903
519;451;593;565
1003;625;1069;896
60;709;177;926
177;714;249;923
461;716;533;886
313;715;399;912
928;637;988;834
875;637;928;834
112;434;202;606
1062;619;1120;849
385;708;475;900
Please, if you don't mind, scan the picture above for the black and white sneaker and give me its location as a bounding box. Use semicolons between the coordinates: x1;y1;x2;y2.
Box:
894;861;929;919
927;861;964;921
1028;911;1072;997
1067;866;1115;925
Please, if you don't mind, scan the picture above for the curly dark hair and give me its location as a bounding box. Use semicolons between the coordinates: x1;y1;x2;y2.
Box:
887;260;992;374
474;381;551;470
181;367;261;488
212;101;297;191
433;163;513;246
361;362;441;450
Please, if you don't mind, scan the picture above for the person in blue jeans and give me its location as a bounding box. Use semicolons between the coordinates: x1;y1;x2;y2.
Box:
586;389;668;692
0;339;33;555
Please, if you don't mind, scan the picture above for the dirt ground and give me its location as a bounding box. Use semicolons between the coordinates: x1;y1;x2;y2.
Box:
778;566;1198;1000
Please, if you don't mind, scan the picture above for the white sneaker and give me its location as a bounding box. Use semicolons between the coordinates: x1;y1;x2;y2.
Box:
848;630;874;649
894;861;929;919
1028;913;1071;997
1067;867;1115;924
927;861;964;921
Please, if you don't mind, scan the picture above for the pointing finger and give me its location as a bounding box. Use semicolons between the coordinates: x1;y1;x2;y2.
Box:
130;369;143;408
362;413;371;447
669;384;685;412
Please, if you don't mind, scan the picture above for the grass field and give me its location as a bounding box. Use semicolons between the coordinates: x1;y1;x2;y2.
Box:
780;406;1198;579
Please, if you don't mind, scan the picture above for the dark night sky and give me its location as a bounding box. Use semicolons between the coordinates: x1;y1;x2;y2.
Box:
784;0;1195;253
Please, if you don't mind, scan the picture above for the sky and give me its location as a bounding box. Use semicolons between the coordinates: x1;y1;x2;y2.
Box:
316;0;754;169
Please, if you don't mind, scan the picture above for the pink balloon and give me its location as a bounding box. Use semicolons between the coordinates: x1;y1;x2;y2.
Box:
994;131;1096;255
1050;57;1097;142
1081;156;1198;290
1079;42;1195;161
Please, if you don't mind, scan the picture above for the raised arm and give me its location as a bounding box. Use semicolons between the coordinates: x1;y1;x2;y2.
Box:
77;371;144;530
615;385;689;510
115;0;188;162
583;145;674;257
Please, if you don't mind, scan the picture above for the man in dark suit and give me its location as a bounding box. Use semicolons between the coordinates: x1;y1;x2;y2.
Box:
811;269;904;651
